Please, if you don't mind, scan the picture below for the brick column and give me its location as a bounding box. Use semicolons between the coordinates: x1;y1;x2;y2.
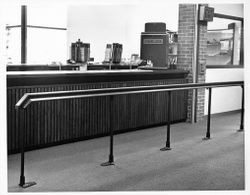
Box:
177;4;207;122
196;13;207;122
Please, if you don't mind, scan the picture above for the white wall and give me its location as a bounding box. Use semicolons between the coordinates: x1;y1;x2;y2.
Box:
67;4;178;62
204;68;244;115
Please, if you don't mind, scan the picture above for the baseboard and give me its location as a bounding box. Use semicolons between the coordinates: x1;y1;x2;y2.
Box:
206;109;241;117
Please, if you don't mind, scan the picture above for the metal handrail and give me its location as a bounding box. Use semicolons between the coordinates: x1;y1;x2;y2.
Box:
15;80;244;188
16;81;243;109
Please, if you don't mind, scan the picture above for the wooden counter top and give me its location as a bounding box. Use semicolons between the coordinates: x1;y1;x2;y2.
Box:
7;69;189;87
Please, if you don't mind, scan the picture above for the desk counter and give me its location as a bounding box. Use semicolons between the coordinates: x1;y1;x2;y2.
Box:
7;69;189;154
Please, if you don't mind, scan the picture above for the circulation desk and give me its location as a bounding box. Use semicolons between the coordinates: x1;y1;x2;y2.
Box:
7;69;189;154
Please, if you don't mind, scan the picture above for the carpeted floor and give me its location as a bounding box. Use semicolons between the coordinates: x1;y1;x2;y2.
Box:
8;112;244;192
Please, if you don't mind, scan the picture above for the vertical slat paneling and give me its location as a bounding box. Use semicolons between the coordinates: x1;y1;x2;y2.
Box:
7;78;187;153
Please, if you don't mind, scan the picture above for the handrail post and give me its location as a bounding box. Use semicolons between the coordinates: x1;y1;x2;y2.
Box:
101;95;115;166
238;85;244;132
203;88;212;140
18;108;36;188
160;91;172;151
19;107;25;187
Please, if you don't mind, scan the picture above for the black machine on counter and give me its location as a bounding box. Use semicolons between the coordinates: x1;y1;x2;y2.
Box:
70;39;90;63
140;22;169;67
104;43;123;64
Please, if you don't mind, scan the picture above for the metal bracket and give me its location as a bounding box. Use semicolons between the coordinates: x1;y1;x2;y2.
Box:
202;137;211;140
19;181;36;188
101;161;115;166
160;147;172;151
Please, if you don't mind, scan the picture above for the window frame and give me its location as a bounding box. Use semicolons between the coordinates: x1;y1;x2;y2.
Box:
206;12;244;69
6;5;67;65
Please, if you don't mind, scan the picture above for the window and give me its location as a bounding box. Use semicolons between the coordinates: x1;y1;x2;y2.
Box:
206;6;243;67
5;5;67;65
